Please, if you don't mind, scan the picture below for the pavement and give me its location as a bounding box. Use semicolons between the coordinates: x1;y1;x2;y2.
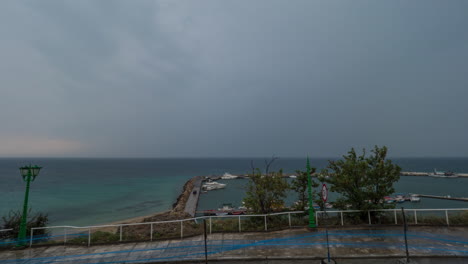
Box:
0;226;467;264
184;176;202;217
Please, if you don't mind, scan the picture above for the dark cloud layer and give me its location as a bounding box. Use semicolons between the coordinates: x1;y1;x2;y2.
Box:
1;0;467;157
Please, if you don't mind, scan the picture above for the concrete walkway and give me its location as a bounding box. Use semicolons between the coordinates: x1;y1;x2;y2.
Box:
184;176;202;217
0;227;466;264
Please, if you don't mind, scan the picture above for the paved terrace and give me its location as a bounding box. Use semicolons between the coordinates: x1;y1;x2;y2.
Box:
0;226;467;264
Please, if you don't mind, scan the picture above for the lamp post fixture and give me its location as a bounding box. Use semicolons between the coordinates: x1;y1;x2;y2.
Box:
17;165;41;247
306;157;316;228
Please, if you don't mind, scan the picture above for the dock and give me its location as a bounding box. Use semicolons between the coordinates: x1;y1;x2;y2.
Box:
400;171;468;177
412;194;468;202
184;176;203;217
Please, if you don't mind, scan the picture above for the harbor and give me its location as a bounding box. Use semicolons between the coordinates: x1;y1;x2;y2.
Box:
194;171;468;216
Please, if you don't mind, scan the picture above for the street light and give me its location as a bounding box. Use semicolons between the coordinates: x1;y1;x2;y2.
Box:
306;157;316;228
17;165;42;247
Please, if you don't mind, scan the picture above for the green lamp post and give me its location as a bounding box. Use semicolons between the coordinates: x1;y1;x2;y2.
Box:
306;157;316;228
17;165;42;247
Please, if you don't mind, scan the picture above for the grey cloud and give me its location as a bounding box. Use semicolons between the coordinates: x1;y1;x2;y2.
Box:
0;0;467;157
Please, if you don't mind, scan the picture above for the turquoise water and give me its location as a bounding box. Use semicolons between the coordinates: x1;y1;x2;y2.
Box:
1;158;467;226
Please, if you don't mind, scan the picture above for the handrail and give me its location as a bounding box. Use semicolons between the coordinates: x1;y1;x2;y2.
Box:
31;211;306;231
29;208;468;231
316;208;468;213
13;208;468;248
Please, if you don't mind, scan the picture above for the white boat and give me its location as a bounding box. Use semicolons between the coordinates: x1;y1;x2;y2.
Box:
429;169;458;178
221;173;238;179
202;180;226;191
289;175;297;179
218;203;234;211
410;194;421;202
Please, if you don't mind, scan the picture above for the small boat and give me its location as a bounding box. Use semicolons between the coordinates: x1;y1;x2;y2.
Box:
429;169;458;178
289;175;297;179
221;173;238;180
203;209;217;216
410;194;421;202
230;210;245;215
394;194;405;203
218;203;234;211
395;197;405;203
304;204;321;210
384;196;395;204
202;180;226;191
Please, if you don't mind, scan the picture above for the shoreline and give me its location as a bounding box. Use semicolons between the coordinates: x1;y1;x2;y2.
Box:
92;176;199;232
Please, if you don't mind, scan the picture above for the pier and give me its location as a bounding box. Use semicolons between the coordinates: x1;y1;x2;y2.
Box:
412;194;468;202
400;171;468;177
184;176;203;217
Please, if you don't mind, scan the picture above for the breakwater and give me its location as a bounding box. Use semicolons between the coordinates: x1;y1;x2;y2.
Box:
207;172;468;179
171;176;202;216
121;176;202;237
412;194;468;202
400;172;468;177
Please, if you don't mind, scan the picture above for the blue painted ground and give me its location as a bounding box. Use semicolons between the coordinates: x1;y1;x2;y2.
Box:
1;229;467;263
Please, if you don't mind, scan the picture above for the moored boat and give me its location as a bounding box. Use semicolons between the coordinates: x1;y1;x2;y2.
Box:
202;179;226;191
384;196;395;204
221;173;238;179
410;194;421;202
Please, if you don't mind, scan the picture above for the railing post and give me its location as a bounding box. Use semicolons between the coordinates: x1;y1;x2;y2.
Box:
368;211;371;225
88;228;91;247
239;216;241;232
264;215;267;231
394;210;397;224
446;210;449;226
120;225;123;242
29;228;34;248
181;221;184;239
288;213;291;227
414;210;417;224
316;212;319;226
341;212;344;226
64;228;67;245
150;223;153;241
209;217;212;234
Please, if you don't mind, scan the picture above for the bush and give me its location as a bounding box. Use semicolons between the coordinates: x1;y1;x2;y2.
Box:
0;209;49;241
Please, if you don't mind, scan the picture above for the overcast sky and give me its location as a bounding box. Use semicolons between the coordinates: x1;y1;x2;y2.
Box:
1;0;467;158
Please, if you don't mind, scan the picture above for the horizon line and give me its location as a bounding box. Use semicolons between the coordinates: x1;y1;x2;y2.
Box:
0;156;467;159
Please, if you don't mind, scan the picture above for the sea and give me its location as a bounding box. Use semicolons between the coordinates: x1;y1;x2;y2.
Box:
0;158;467;227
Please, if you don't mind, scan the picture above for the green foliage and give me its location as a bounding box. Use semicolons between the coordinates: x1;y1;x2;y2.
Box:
290;169;319;210
0;209;49;240
243;169;289;214
322;146;401;211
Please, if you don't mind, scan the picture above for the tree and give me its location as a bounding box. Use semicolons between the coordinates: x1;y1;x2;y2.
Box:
0;209;49;240
322;146;401;211
243;169;289;214
291;169;319;211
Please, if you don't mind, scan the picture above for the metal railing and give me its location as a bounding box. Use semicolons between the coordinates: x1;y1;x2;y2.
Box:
316;208;468;226
0;208;465;248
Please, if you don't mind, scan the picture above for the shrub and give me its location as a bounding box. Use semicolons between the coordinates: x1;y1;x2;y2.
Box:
0;209;49;241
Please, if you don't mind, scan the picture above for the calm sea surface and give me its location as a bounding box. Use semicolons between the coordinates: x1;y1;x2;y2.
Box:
0;158;467;226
